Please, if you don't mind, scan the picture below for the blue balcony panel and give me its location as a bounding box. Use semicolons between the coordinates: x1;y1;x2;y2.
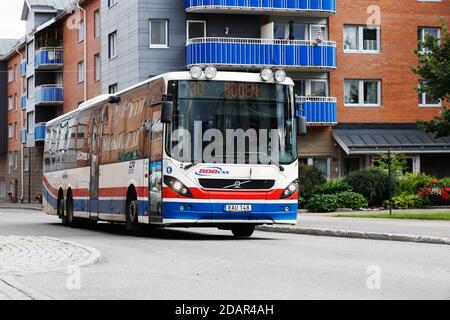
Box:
21;95;26;111
20;128;27;144
186;38;336;70
296;96;337;125
35;123;46;142
185;0;336;16
35;85;63;106
34;48;63;70
20;59;27;77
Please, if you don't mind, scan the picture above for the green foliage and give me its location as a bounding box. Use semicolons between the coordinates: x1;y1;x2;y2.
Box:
413;18;450;138
384;193;425;210
344;168;396;206
372;153;409;176
306;194;338;213
335;191;369;210
298;163;326;199
398;172;435;195
312;179;352;195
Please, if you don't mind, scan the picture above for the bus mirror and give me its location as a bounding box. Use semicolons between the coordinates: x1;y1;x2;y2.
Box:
108;96;121;104
161;101;174;124
297;116;307;136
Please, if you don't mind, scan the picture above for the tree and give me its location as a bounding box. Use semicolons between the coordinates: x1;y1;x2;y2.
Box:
413;18;450;138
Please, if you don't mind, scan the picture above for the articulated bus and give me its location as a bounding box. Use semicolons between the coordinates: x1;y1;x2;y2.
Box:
43;70;300;237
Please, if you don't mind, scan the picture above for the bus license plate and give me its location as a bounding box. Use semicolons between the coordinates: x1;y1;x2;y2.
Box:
225;205;252;213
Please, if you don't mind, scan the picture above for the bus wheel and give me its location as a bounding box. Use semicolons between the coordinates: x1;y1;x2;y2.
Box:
59;197;68;226
66;194;78;228
126;199;141;235
231;225;255;238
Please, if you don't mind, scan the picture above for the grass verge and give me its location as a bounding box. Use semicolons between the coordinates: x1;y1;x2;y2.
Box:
335;213;450;221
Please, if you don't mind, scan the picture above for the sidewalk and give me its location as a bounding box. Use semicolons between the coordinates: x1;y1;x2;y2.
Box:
0;201;43;211
258;211;450;245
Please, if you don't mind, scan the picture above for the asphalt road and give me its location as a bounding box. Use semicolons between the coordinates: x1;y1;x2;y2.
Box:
1;208;449;300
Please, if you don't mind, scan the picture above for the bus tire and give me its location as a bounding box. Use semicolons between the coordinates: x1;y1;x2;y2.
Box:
126;197;141;236
66;193;79;228
58;196;68;226
231;224;255;238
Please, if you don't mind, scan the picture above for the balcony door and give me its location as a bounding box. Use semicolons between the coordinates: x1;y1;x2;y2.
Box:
187;20;206;41
294;79;328;97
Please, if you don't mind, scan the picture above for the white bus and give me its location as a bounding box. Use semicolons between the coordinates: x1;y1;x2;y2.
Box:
43;69;300;237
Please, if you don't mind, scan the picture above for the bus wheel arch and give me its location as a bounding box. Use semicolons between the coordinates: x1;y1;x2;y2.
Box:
126;185;140;235
58;188;67;226
66;188;76;227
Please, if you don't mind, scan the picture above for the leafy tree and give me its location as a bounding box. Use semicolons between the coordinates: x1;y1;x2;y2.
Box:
413;18;450;138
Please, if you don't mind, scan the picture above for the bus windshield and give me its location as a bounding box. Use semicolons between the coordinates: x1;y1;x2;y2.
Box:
166;80;297;165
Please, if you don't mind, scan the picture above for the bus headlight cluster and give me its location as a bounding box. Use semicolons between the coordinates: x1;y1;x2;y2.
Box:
164;176;193;198
280;179;298;199
260;68;287;83
189;65;218;80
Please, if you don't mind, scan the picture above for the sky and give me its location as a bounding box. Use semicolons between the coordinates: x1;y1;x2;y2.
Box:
0;0;26;39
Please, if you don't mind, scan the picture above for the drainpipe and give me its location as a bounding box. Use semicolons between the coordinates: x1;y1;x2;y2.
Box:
15;47;25;203
76;1;87;102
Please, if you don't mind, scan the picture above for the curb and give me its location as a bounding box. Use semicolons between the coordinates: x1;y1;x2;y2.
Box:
0;206;43;211
256;226;450;246
0;276;53;300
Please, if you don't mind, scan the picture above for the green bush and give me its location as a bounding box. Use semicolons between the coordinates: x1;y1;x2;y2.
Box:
335;191;369;210
312;179;352;195
306;194;338;213
299;163;326;200
344;168;396;206
398;172;435;195
384;193;425;209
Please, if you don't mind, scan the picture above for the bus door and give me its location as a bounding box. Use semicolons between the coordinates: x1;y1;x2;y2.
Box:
89;111;103;218
149;104;163;220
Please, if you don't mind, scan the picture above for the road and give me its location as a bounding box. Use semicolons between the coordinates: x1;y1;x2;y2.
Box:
0;208;449;300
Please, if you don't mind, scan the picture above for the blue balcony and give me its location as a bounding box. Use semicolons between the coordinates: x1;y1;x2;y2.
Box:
186;38;336;70
34;123;46;142
185;0;336;16
20;128;27;144
20;59;27;77
34;47;63;70
296;96;337;125
35;85;63;106
21;94;26;111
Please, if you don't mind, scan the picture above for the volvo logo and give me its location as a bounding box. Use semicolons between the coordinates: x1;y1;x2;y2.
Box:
224;180;251;189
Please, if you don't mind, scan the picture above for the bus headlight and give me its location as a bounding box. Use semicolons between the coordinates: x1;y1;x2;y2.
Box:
280;179;298;199
164;176;193;198
260;68;274;82
189;65;203;80
274;69;286;83
204;66;218;79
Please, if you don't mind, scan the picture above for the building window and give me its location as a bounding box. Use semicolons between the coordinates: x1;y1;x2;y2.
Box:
27;76;34;99
24;155;29;172
299;157;331;179
94;10;101;38
14;93;17;111
418;27;440;53
294;79;328;97
108;31;117;59
8;68;13;82
13;122;17;140
273;23;327;41
78;61;84;83
8;124;13;139
149;20;168;48
0;177;5;197
94;54;101;81
109;83;118;94
187;20;206;41
344;25;380;53
8;96;13;111
108;0;117;8
344;79;381;107
77;20;85;43
418;81;441;107
14;64;17;82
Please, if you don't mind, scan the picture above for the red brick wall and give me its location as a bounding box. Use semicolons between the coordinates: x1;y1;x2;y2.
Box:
62;0;101;114
7;49;25;153
330;0;450;124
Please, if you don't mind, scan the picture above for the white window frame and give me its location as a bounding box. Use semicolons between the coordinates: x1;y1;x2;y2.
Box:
94;54;101;82
8;68;13;83
108;0;117;8
108;31;117;60
309;24;328;41
77;20;85;43
77;61;84;83
149;19;169;48
301;157;331;179
418;81;442;107
418;27;441;54
344;79;382;107
8;96;13;111
344;25;381;54
186;20;206;41
94;10;101;38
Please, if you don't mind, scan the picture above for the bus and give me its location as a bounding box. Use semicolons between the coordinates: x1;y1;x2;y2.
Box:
43;69;300;238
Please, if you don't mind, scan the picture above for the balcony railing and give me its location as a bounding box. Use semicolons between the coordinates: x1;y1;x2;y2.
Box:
35;85;64;106
186;37;336;69
296;96;337;125
21;94;26;111
34;123;46;142
20;128;27;144
20;59;27;77
34;47;63;69
185;0;336;16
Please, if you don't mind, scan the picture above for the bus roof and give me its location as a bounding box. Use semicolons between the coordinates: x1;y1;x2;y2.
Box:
46;71;294;127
